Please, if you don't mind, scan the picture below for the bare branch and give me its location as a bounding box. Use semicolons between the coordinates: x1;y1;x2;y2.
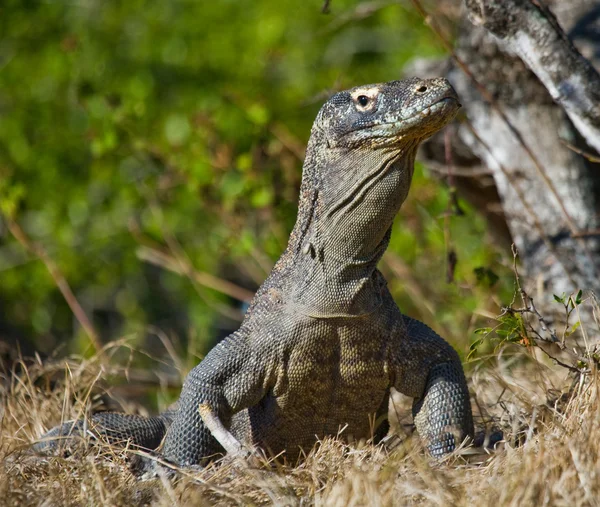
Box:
136;245;254;304
465;0;600;153
560;139;600;163
4;219;102;354
504;245;591;370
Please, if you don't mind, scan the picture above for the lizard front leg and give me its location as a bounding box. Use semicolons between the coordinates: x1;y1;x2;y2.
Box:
411;361;473;457
391;315;473;457
162;330;275;466
161;379;226;465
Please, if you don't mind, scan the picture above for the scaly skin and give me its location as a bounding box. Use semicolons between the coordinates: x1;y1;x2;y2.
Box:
35;77;474;465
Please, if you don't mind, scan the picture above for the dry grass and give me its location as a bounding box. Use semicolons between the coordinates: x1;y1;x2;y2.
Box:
1;343;600;507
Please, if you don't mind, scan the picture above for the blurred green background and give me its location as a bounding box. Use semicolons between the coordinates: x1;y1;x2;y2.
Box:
0;0;511;368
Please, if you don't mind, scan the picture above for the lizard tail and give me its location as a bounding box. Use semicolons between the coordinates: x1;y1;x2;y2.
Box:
33;412;174;454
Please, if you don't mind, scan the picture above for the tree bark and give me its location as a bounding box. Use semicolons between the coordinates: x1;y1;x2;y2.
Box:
465;0;600;153
414;0;600;320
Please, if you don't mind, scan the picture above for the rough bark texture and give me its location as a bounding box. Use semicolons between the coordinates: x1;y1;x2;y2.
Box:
415;0;600;320
466;0;600;153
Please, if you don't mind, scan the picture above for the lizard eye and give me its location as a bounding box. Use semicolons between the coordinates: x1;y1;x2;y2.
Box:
356;95;370;107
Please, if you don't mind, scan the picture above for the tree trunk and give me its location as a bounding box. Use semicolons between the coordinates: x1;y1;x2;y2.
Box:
415;0;600;321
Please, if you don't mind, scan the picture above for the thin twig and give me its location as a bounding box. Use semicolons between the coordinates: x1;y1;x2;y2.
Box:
269;123;306;160
510;245;557;341
426;164;493;178
442;126;463;283
136;246;254;303
560;139;600;163
570;228;600;238
4;219;102;353
505;245;590;371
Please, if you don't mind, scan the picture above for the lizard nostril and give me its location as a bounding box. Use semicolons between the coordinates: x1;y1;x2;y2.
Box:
416;85;428;93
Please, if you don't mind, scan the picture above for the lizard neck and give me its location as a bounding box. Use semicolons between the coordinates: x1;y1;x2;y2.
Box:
287;130;418;318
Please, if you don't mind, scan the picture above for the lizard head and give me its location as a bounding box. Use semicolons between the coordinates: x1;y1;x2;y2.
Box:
314;77;460;149
291;78;462;309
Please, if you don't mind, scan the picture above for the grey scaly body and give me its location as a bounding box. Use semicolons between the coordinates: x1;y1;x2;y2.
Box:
36;77;474;465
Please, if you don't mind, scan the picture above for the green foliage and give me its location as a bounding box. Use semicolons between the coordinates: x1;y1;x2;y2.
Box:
468;290;586;361
468;312;526;361
0;0;510;359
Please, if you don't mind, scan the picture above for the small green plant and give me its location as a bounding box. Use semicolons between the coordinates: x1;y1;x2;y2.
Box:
468;247;595;373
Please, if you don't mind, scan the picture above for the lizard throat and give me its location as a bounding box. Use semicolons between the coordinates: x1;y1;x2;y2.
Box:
288;147;417;318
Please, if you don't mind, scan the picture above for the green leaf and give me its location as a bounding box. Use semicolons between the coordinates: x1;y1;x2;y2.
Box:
467;338;484;360
246;103;269;126
474;327;492;335
566;321;581;337
250;187;273;208
499;314;520;327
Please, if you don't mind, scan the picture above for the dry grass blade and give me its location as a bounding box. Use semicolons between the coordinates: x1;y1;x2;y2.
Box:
2;336;600;506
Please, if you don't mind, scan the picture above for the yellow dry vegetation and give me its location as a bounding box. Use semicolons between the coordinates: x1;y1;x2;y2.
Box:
1;344;599;506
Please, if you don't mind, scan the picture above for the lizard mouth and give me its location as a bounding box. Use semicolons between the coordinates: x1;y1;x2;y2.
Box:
383;95;461;134
406;96;461;121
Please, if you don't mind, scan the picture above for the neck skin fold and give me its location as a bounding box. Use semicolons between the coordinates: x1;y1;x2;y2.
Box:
288;132;419;318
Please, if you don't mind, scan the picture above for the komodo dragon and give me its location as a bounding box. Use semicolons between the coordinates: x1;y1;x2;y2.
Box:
36;77;474;466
